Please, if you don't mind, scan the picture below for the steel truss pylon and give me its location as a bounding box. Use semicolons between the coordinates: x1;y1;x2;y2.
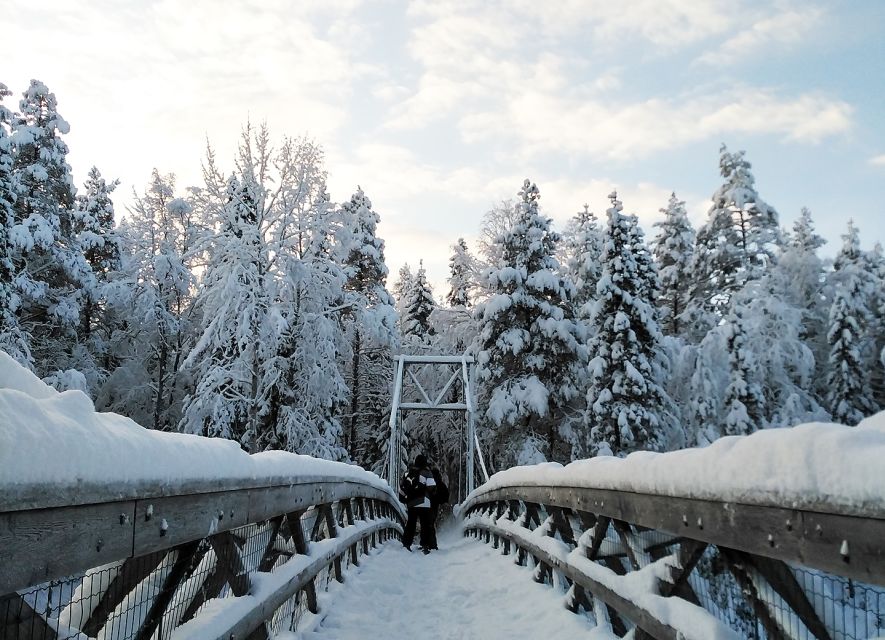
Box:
386;354;488;499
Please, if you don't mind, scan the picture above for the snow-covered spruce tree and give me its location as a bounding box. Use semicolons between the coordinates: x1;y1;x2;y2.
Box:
9;80;94;376
722;306;765;435
584;192;677;457
340;187;398;463
826;220;877;423
0;83;30;364
447;237;473;308
474;179;585;465
826;274;875;424
767;208;830;407
73;167;122;381
393;262;413;322
113;170;197;431
688;145;780;336
865;243;885;409
652;193;695;336
562;204;603;320
402;260;435;345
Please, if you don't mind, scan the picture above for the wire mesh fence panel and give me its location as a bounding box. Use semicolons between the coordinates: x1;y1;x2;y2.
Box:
464;496;885;640
2;485;404;640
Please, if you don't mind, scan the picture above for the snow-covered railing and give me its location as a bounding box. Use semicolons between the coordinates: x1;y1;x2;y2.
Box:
0;353;406;640
459;414;885;640
0;476;405;640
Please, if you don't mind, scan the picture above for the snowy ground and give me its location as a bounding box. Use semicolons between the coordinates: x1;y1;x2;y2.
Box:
290;526;613;640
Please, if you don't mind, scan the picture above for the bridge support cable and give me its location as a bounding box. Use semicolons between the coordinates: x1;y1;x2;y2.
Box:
460;485;885;640
0;479;405;640
386;353;487;495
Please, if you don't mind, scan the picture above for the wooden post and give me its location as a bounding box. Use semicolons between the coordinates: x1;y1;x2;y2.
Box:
0;592;60;640
209;532;250;597
80;550;166;636
720;547;788;640
134;540;201;640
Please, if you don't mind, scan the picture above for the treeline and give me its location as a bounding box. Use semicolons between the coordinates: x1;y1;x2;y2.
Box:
398;155;884;472
2;79;882;476
0;80;398;470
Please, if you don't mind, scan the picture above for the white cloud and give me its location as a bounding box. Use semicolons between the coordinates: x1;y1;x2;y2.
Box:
870;154;885;166
698;6;823;66
459;89;852;161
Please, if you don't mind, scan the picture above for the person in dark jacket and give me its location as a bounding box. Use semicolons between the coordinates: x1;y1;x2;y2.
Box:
399;454;436;553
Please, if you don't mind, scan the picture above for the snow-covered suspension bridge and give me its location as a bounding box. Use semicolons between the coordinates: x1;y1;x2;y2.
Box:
2;353;885;640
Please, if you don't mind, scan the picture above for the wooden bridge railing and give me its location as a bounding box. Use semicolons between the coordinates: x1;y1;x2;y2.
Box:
460;482;885;640
0;475;405;640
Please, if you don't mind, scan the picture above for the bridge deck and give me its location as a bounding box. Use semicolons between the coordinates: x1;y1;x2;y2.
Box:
296;528;610;639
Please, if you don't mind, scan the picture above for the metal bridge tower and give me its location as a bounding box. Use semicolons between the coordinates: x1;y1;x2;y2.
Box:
386;354;488;498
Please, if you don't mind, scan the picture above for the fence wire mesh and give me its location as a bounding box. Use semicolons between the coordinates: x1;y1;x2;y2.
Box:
469;500;885;640
1;498;399;640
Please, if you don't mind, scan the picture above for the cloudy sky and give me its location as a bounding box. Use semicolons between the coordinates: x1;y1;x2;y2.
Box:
5;0;884;292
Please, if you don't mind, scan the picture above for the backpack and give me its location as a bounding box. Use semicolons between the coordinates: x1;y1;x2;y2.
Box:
431;468;449;506
399;469;420;504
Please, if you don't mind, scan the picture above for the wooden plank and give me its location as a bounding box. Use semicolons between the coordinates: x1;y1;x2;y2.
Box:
135;540;202;640
257;517;286;573
612;520;641;570
0;592;59;640
286;510;309;555
182;520;393;640
655;539;705;607
464;485;885;584
322;505;344;583
209;532;250;596
586;516;611;560
468;520;686;640
719;547;787;640
132;491;251;558
0;500;136;594
548;507;577;546
742;552;832;640
81;550;167;636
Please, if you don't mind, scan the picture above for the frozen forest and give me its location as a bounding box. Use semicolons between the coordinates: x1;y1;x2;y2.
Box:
2;79;884;482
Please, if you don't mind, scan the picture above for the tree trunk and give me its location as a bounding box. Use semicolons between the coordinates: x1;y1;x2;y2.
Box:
348;330;361;453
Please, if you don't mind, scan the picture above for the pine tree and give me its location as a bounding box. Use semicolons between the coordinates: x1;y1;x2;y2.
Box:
826;274;875;424
447;237;473;308
475;179;585;464
120;170;197;431
74;167;121;345
652;193;695;335
393;263;413;310
402;260;435;344
584;192;677;457
340;187;397;459
770;208;830;408
689;145;780;331
826;220;877;423
0;83;30;364
9;80;92;373
791;207;825;252
722;307;765;435
563;204;603;318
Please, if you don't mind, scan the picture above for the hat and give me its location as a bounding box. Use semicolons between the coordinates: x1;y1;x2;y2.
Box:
414;454;428;468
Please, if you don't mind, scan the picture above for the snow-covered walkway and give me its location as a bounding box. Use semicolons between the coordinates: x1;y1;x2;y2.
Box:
294;526;611;640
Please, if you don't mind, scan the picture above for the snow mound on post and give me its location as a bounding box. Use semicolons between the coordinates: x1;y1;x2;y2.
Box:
0;350;388;500
476;413;885;514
